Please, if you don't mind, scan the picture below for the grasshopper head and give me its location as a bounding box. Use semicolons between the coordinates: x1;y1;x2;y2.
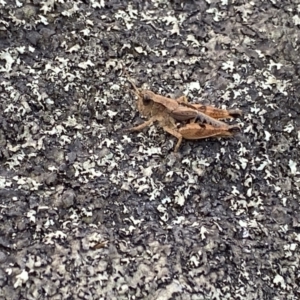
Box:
140;90;155;106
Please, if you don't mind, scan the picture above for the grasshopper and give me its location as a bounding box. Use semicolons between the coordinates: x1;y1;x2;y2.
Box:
123;65;242;152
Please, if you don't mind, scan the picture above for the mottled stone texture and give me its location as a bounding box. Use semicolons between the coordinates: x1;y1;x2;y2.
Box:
0;0;299;299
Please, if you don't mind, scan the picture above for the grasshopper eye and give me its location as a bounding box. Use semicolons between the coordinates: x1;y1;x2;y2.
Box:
143;94;152;105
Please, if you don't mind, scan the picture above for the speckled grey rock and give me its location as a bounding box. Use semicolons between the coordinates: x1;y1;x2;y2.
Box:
0;0;299;299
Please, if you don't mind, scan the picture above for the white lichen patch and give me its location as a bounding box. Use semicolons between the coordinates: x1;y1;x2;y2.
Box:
273;274;286;289
206;7;224;22
14;270;29;288
0;50;15;72
222;61;235;72
174;190;185;206
161;15;182;35
289;160;297;175
78;59;95;69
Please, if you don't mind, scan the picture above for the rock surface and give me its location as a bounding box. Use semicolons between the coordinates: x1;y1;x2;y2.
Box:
0;0;299;299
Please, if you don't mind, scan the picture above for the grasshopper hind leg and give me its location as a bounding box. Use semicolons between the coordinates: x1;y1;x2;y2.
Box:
162;126;183;152
193;104;243;120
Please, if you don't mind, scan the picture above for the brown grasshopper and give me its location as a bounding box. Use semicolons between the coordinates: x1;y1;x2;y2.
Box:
123;66;242;152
